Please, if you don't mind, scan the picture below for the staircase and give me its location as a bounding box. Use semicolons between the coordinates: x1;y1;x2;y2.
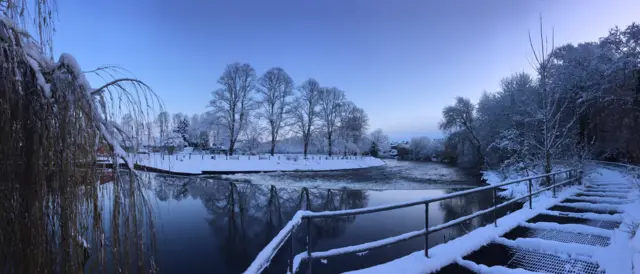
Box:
435;170;634;274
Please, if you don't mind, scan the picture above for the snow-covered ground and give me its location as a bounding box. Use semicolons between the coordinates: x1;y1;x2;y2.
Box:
120;153;385;174
346;166;640;274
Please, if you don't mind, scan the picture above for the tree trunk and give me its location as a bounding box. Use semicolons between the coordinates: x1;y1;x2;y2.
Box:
328;133;333;156
303;140;309;158
545;150;552;185
229;140;235;156
270;139;276;156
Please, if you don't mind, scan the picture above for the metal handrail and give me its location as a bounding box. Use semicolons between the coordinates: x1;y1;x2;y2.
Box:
244;168;582;274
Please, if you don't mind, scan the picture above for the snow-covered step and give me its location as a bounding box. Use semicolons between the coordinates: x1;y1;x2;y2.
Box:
565;196;629;204
584;185;632;190
587;183;633;187
502;224;611;247
577;191;628;199
583;188;631;193
529;211;622;230
461;241;604;274
494;236;601;257
555;202;623;213
540;209;622;222
520;221;613;237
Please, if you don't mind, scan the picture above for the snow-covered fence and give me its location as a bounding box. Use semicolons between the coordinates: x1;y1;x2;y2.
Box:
244;168;582;274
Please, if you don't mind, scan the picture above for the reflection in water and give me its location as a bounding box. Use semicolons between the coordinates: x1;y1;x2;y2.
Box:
144;172;517;274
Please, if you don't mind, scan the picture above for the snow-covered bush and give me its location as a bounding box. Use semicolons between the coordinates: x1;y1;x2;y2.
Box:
164;132;187;154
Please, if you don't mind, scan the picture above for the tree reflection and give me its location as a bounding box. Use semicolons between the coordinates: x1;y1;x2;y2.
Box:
151;176;369;273
436;188;520;244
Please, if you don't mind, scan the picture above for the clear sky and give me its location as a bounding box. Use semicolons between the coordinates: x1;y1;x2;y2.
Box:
53;0;640;141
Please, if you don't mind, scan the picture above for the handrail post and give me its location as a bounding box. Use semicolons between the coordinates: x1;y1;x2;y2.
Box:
492;188;498;227
528;179;533;209
424;202;429;257
307;218;313;274
579;170;583;185
552;173;557;198
289;230;295;274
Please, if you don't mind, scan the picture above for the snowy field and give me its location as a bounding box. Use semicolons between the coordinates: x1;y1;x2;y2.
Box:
346;167;640;274
119;152;385;174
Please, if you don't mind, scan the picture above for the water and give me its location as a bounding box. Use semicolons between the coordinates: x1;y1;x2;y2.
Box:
132;160;519;273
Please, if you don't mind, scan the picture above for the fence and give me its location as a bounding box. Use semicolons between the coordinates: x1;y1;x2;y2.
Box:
244;168;582;274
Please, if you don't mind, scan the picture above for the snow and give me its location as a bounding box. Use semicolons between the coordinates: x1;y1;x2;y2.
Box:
123;153;384;174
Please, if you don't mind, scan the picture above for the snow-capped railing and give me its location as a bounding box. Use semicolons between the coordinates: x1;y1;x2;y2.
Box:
244;169;582;274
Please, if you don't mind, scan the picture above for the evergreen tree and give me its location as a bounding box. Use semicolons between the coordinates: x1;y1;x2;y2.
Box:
370;141;379;157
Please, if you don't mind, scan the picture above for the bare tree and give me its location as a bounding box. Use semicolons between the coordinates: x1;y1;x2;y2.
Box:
242;121;263;153
290;79;321;157
338;101;369;154
440;97;485;166
370;128;390;152
257;67;294;155
209;63;256;155
155;111;170;142
525;20;579;180
319;87;346;156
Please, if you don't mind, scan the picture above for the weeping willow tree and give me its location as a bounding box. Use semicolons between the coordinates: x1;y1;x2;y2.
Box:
1;1;161;273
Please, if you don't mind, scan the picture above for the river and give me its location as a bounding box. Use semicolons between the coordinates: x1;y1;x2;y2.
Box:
129;160;518;273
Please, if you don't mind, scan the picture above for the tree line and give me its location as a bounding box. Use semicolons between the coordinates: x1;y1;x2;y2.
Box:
440;21;640;175
121;63;372;157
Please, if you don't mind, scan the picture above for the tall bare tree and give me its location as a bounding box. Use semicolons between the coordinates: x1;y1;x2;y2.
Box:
155;111;170;142
290;79;321;157
319;87;345;156
338;101;369;153
209;63;256;155
257;67;294;155
525;21;579;180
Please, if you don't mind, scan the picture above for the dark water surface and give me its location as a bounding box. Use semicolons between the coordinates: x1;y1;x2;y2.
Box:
136;160;518;273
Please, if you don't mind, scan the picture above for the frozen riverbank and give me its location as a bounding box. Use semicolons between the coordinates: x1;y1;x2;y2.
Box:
105;153;386;175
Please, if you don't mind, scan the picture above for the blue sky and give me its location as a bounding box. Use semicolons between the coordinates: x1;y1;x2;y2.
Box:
53;0;640;141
